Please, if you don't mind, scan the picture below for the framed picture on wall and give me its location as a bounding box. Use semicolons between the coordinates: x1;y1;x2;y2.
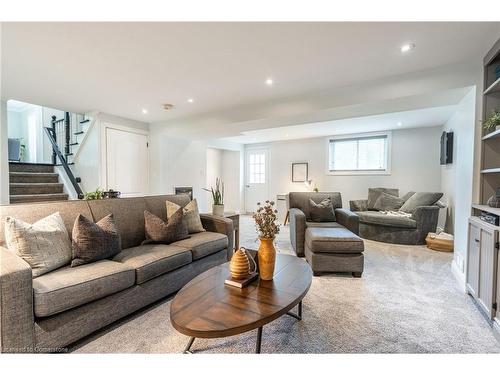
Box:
174;186;193;200
292;162;308;182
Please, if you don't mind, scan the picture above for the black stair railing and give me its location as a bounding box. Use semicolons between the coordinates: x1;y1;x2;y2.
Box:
44;123;84;199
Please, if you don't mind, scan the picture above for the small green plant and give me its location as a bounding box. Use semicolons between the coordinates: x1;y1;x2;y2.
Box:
19;140;26;161
483;110;500;132
203;178;224;205
84;188;104;200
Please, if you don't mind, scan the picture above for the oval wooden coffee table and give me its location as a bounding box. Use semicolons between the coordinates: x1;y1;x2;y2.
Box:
170;253;312;353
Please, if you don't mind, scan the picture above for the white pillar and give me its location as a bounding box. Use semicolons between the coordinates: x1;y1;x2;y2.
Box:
0;22;10;204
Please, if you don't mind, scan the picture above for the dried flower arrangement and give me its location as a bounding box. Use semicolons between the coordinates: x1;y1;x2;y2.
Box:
252;200;280;239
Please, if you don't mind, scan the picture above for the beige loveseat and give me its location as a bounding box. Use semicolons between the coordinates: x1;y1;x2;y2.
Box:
0;195;233;353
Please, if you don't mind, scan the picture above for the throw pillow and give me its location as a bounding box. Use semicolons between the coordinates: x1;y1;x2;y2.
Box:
367;188;399;210
71;214;121;267
401;191;416;202
166;198;205;234
143;208;189;244
399;192;444;214
4;212;71;277
309;197;336;222
373;192;405;211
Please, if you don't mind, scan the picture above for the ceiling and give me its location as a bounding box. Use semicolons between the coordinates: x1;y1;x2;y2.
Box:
222;105;458;144
2;22;500;124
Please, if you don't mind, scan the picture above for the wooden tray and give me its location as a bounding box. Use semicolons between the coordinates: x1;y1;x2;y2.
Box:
425;233;454;252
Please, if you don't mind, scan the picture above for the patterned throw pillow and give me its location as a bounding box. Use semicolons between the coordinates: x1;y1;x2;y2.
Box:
166;199;205;234
143;208;189;244
309;197;336;222
4;212;72;277
71;214;121;267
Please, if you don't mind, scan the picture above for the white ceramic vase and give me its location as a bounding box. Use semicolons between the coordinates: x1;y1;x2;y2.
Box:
212;204;224;216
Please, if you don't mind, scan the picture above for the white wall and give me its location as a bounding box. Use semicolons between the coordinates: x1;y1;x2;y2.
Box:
441;88;476;279
0;100;9;204
221;150;241;212
245;126;443;210
206;147;223;207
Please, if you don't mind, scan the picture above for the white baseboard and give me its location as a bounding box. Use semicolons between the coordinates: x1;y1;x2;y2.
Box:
451;258;467;293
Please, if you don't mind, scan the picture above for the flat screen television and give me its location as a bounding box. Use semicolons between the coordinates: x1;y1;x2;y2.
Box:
440;131;453;165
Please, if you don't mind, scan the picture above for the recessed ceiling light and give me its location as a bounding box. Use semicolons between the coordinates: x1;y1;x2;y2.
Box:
397;122;403;127
265;78;274;86
142;109;148;114
285;133;289;137
187;98;194;103
401;43;415;53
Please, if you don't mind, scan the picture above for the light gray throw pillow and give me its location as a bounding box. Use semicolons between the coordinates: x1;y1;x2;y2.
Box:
4;212;72;277
399;192;444;214
367;188;399;210
373;192;405;211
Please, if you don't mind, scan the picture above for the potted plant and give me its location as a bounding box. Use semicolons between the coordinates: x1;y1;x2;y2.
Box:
252;200;280;280
204;178;224;216
483;110;500;133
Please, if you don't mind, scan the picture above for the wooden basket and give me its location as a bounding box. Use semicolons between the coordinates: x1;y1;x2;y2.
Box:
425;233;454;252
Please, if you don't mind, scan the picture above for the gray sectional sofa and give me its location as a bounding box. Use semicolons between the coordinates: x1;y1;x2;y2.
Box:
288;192;364;277
0;194;233;353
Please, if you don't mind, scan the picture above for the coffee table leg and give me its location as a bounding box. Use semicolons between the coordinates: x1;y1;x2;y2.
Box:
286;301;302;321
184;337;195;354
255;327;263;354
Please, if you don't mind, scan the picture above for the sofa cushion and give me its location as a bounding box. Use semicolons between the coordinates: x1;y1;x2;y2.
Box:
171;231;228;260
71;214;121;267
113;244;192;284
309;198;336;222
33;260;135;317
305;227;364;254
357;211;417;229
399;192;444;214
373;192;405;211
288;192;342;220
166;198;205;234
5;212;72;277
143;209;189;245
305;221;343;229
367;188;399;210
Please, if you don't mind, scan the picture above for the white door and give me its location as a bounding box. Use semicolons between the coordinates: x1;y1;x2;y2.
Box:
245;148;269;213
106;127;149;197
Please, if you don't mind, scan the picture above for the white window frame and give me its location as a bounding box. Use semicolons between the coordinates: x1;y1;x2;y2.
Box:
325;131;392;176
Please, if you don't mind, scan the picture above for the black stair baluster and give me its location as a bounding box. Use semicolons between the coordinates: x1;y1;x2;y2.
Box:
51;116;57;165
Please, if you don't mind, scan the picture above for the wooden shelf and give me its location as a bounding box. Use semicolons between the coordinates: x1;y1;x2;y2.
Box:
481;168;500;174
484;77;500;95
472;204;500;216
482;128;500;140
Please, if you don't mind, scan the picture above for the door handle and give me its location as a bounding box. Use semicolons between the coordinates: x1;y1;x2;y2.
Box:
474;239;480;243
246;185;250;188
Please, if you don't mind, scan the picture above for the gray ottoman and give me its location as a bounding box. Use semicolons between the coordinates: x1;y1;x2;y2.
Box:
305;227;364;277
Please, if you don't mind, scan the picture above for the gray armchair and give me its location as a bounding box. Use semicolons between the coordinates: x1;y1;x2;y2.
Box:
349;190;442;245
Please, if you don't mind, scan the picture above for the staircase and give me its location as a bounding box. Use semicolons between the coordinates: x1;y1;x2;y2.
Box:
9;162;69;203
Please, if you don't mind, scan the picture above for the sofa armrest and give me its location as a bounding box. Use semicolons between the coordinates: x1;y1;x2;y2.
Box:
289;208;306;257
0;246;34;353
200;214;234;260
411;206;440;243
335;208;359;235
349;199;368;212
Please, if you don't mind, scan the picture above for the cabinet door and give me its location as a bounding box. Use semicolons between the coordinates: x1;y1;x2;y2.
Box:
496;254;500;322
477;227;498;319
467;220;480;297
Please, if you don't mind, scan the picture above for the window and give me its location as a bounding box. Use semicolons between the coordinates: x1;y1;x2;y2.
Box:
328;133;390;174
248;152;266;183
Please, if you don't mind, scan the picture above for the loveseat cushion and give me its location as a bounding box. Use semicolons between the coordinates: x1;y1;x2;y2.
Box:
356;211;417;229
33;260;135;317
113;244;192;284
367;188;399;210
171;231;228;260
305;227;364;254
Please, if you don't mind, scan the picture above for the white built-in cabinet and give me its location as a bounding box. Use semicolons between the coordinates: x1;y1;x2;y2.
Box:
466;217;498;320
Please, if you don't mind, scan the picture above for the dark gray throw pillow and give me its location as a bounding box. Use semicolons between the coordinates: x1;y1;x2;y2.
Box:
367;188;399;210
401;191;416;202
143;208;189;245
71;214;121;267
373;192;405;211
399;192;444;214
309;197;336;222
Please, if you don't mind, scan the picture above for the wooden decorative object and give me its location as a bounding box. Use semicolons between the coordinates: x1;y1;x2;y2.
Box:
229;248;256;280
425;233;454;252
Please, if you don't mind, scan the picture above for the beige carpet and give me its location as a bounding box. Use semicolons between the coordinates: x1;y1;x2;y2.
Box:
71;216;500;353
